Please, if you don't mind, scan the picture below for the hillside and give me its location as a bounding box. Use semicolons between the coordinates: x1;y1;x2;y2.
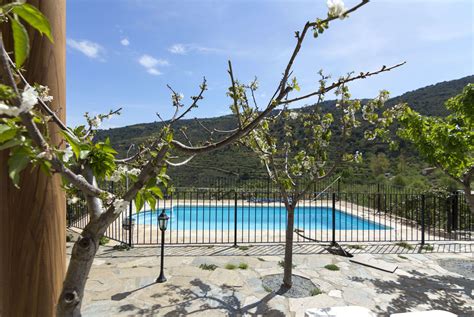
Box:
97;75;473;187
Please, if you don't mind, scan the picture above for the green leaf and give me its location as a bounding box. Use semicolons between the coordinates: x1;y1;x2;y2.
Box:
60;131;81;159
0;125;16;143
135;191;144;212
12;3;53;42
8;146;30;187
148;186;163;199
0;138;22;151
11;17;29;67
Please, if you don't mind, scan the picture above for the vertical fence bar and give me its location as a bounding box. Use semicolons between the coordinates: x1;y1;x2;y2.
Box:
233;191;238;247
421;194;425;245
332;193;336;245
128;200;133;247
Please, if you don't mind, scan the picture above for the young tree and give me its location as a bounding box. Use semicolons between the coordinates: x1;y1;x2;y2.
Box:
369;152;390;177
0;1;402;314
398;84;474;215
229;0;406;286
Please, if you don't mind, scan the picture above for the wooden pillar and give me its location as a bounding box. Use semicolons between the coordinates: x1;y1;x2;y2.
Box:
0;1;66;316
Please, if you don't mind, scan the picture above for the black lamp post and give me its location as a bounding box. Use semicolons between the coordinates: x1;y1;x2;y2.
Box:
156;209;169;283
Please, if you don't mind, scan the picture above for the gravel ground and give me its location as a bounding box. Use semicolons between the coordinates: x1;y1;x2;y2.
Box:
261;273;320;298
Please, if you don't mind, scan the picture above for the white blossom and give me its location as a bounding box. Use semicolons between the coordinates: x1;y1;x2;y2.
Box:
289;112;299;120
68;196;80;204
37;151;50;160
0;102;20;117
90;115;102;128
128;168;141;177
113;199;129;213
63;146;73;162
20;85;39;112
172;92;184;106
327;0;347;19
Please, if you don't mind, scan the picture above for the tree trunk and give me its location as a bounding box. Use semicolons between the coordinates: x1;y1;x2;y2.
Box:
282;205;295;288
0;1;66;316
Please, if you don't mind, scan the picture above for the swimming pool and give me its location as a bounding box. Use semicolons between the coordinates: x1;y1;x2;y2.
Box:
132;205;390;230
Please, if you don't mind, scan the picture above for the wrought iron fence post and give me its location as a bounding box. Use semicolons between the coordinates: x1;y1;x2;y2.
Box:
332;192;336;245
377;183;381;214
452;191;459;231
233;191;238;247
421;194;425;245
128;200;133;247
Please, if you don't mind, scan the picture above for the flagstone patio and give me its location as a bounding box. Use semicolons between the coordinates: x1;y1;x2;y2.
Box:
73;241;474;316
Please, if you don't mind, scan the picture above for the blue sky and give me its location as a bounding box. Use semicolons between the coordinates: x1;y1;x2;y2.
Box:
66;0;474;129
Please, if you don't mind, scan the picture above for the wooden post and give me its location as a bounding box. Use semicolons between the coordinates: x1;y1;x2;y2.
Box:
0;1;66;316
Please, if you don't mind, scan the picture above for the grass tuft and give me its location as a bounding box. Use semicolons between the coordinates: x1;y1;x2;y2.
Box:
99;236;110;246
310;288;322;296
199;263;218;271
421;244;434;251
238;246;250;251
238;263;249;270
398;255;408;260
278;260;296;269
324;264;340;271
347;244;365;250
225;263;237;270
263;285;272;293
257;257;266;262
112;243;130;251
395;241;414;250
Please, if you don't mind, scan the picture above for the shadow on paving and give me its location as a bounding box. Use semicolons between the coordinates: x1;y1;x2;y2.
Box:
113;278;286;316
94;242;474;258
350;271;474;316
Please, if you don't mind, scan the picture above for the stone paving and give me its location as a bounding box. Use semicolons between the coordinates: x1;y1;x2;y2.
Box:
74;241;474;316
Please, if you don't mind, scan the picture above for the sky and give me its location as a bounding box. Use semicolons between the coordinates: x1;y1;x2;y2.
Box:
66;0;474;129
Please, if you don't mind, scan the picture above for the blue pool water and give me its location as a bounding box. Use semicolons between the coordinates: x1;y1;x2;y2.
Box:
132;205;390;230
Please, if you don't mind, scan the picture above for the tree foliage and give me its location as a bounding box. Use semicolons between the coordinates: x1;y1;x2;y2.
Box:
398;84;474;214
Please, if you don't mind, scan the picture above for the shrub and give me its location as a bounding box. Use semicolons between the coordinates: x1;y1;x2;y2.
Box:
199;263;218;271
324;264;340;271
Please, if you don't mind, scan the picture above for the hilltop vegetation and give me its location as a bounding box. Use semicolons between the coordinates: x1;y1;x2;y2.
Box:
97;75;473;189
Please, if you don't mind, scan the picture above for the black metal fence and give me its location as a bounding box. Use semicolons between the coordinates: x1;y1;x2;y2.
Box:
68;186;473;246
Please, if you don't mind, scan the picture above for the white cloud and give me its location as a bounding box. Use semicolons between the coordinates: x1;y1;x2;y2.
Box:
168;43;223;55
138;54;169;75
147;68;162;75
168;44;187;54
120;38;130;46
67;39;105;59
